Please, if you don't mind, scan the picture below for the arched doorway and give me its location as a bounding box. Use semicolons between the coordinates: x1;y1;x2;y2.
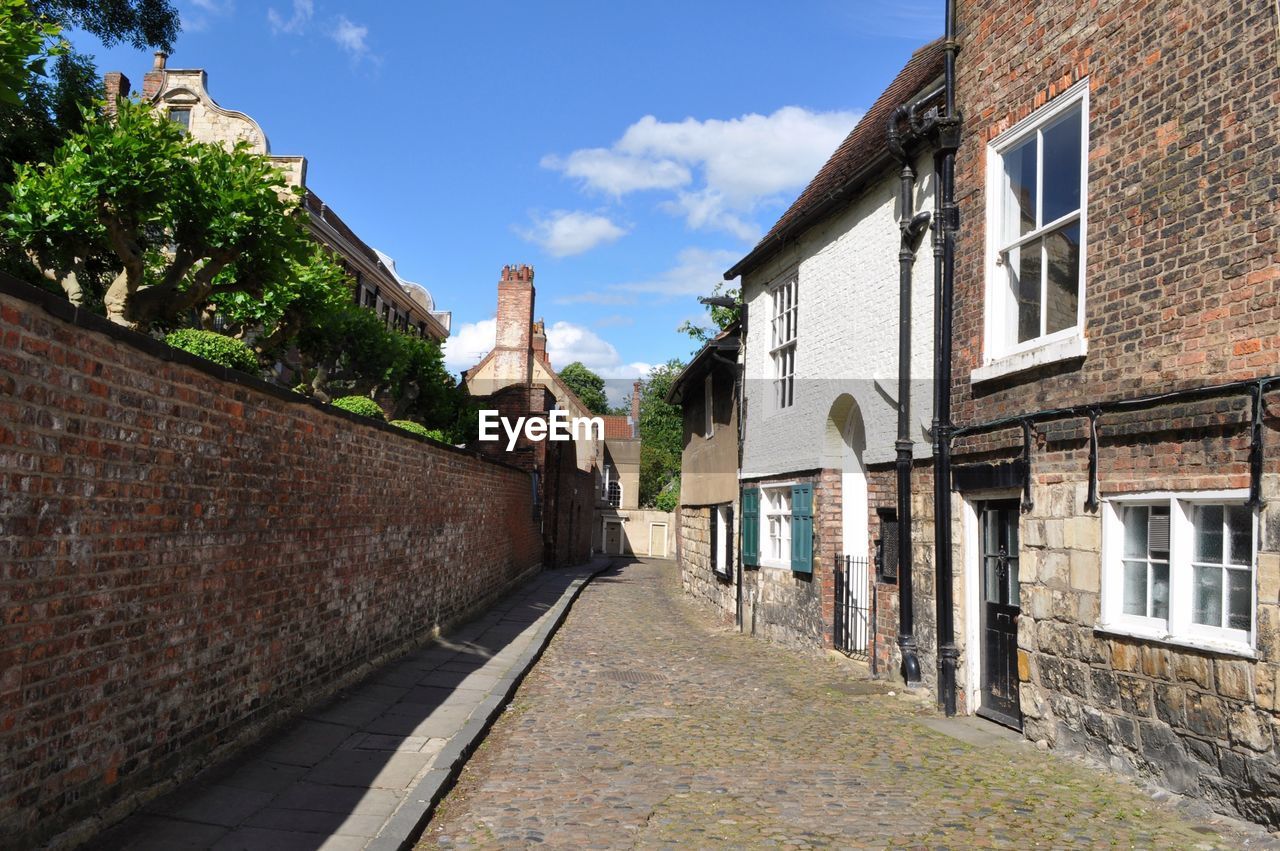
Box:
824;394;869;559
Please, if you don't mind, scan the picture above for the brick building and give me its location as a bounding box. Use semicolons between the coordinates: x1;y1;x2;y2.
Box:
104;53;451;341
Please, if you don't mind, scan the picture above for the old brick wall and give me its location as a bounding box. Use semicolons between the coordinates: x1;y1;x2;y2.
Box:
0;278;543;846
677;506;735;626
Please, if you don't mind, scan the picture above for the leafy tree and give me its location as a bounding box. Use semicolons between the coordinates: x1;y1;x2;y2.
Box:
0;0;63;105
677;279;740;348
558;360;609;415
634;358;684;507
28;0;179;52
3;99;308;328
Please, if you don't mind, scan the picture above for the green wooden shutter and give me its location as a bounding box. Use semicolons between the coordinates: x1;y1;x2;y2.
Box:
791;483;813;574
741;488;759;566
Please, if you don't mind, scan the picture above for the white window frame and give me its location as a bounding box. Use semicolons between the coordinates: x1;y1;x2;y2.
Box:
759;484;794;568
602;464;621;508
712;504;731;577
704;373;715;438
1100;490;1257;658
769;276;797;411
975;79;1090;383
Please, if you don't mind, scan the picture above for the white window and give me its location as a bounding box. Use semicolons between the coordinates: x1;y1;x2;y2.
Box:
770;277;797;410
712;504;731;576
602;464;621;508
980;80;1088;378
761;486;792;566
1102;492;1257;656
704;373;715;437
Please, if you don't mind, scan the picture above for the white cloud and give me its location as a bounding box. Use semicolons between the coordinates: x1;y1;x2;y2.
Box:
442;318;496;375
612;247;740;298
517;211;628;258
543;106;859;238
266;0;312;34
330;15;370;57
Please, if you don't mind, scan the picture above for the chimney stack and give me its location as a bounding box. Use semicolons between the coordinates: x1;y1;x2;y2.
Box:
103;71;130;116
491;264;536;383
630;379;642;438
531;318;547;364
141;52;167;100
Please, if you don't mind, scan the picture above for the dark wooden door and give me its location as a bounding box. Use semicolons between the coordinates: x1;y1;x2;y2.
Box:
978;500;1022;730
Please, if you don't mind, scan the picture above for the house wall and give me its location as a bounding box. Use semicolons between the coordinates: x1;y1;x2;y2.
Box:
0;278;543;846
678;364;739;508
603;438;640;510
678;506;737;626
937;0;1280;826
594;508;676;558
740;152;935;481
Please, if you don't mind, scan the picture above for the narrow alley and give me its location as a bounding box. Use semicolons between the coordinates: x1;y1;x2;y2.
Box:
420;559;1273;849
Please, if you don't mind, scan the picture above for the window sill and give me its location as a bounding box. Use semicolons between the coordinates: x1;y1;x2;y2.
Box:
1093;622;1255;659
971;334;1087;384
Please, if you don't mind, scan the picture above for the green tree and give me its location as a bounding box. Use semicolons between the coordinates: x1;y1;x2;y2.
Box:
0;0;63;105
3;99;309;328
634;358;684;507
677;279;740;348
28;0;179;52
558;360;609;415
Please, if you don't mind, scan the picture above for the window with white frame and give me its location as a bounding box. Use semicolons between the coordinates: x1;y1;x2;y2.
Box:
712;504;732;577
704;373;715;437
761;486;792;565
1102;492;1256;654
602;464;621;508
770;277;797;410
987;81;1088;358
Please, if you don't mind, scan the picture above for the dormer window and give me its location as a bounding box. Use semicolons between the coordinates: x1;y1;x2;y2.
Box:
168;108;191;133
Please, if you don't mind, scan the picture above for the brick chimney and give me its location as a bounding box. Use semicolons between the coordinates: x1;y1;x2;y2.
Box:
631;379;642;438
103;71;130;116
531;318;548;365
491;264;535;383
141;52;167;100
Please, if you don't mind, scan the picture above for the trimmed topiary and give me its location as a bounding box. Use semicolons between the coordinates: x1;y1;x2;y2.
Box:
331;395;386;421
390;420;450;442
165;329;259;373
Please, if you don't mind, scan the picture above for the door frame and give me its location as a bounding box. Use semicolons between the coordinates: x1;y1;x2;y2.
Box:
962;490;1023;718
602;519;625;555
648;522;668;558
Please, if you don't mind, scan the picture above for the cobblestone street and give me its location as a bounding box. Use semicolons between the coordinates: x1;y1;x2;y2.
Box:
419;558;1274;849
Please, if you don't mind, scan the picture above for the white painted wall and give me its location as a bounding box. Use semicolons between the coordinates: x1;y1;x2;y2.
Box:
741;153;936;479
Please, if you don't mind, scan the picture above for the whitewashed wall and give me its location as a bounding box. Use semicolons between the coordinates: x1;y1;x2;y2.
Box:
741;153;936;480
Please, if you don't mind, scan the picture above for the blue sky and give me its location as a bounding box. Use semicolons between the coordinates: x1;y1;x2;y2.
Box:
74;1;941;400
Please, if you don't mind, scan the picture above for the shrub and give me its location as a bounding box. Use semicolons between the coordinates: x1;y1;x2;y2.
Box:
165;329;259;373
331;395;385;421
654;479;679;513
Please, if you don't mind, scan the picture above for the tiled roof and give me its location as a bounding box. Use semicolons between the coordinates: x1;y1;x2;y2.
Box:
725;39;945;280
601;415;634;440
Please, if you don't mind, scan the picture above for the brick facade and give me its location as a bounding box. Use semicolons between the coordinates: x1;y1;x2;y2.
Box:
0;277;543;846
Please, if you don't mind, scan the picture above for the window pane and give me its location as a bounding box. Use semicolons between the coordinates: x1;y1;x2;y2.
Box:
1227;569;1252;631
1044;222;1080;334
1123;506;1148;558
1004;136;1037;238
985;557;1001;603
1123;560;1147;616
1151;562;1169;620
1195;505;1224;562
1226;505;1252;566
1193;566;1223;626
1015;243;1042;343
1041;108;1082;222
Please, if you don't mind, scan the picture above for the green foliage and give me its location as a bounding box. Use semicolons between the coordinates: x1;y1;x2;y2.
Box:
164;328;258;373
390;420;449;443
678;279;740;349
28;0;179;52
0;0;64;106
557;360;609;415
654;479;679;513
2;98;307;328
634;358;685;507
331;395;385;421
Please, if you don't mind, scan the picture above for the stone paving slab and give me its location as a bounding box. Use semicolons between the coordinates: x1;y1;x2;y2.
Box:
99;560;611;851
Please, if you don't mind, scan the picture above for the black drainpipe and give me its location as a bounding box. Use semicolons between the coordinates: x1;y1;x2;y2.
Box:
887;89;938;686
933;0;962;715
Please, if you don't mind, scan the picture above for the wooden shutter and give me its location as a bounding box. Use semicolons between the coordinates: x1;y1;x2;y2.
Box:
741;488;759;566
709;506;719;573
791;484;813;574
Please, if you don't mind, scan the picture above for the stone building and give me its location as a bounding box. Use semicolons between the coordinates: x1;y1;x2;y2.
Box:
669;324;741;623
104;53;451;341
913;0;1280;825
721;43;944;652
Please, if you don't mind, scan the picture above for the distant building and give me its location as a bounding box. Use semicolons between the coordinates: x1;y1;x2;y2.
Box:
104;53;451;341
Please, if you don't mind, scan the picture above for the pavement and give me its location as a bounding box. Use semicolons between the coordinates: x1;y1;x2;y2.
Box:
99;558;611;851
417;557;1280;850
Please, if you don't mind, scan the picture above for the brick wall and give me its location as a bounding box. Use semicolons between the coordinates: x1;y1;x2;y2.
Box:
0;277;543;846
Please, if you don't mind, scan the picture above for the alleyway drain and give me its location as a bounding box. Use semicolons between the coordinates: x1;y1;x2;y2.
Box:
421;559;1277;849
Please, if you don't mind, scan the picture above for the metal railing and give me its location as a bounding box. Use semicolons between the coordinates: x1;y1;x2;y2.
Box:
834;555;872;660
